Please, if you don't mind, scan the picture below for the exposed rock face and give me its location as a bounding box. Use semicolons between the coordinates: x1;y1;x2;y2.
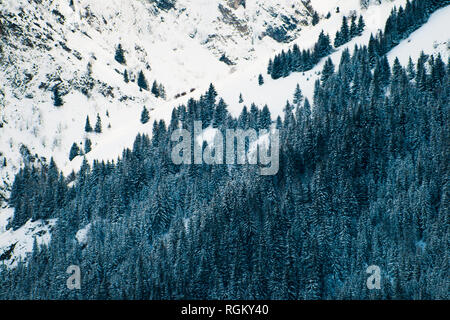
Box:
227;0;245;10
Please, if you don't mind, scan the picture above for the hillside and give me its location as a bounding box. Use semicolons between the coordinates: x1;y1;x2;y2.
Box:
0;0;448;297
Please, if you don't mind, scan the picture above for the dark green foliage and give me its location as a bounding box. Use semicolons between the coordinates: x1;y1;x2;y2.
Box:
84;138;92;154
321;58;335;82
84;116;92;133
69;143;80;161
334;15;364;48
1;2;449;299
149;81;165;99
219;54;233;65
114;44;126;65
137;71;148;91
94;114;102;133
123;70;129;83
3;53;448;298
258;74;264;85
151;81;159;98
369;0;446;61
141;106;150;124
312;11;319;26
153;0;176;10
269;31;331;79
53;86;63;107
293;84;303;107
357;15;365;35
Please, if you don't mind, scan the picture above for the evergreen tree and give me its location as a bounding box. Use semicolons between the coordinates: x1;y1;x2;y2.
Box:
137;71;148;91
259;105;272;130
258;74;264;85
340;16;350;43
350;15;358;37
85;116;93;133
357;15;365;35
407;57;416;80
334;31;342;47
321;58;335;82
314;31;332;61
69;143;80;161
94;114;102;133
312;11;320;26
151;81;160;98
293;84;303;107
267;59;273;75
115;44;126;65
141;106;150;124
53;86;63;107
84;138;92;154
158;84;166;99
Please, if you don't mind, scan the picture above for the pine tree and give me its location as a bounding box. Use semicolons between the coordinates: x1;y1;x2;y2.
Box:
123;70;129;83
407;57;416;80
293;84;303;107
84;138;92;154
267;59;273;75
350;15;358;37
141;106;150;124
137;71;148;91
258;74;264;85
115;44;126;65
206;83;218;105
239;93;244;103
334;31;342;47
321;58;335;82
259;105;272;130
314;31;332;61
85;116;93;133
53;86;63;107
158;84;166;99
357;15;365;35
340;16;350;43
69;143;80;161
151;81;160;98
312;11;320;26
95;114;102;133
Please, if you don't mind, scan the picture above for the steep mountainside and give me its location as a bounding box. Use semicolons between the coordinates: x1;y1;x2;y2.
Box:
0;0;318;201
0;0;449;269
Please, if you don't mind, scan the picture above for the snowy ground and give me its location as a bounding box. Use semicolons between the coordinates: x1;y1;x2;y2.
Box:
64;0;430;175
387;5;450;65
0;207;56;268
0;0;448;268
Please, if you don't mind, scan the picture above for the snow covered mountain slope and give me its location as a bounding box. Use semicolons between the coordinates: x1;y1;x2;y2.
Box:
62;0;450;176
0;0;449;268
0;0;317;201
0;206;56;268
0;0;314;267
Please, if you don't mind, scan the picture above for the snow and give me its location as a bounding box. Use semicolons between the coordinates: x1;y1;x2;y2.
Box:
387;5;450;65
71;0;417;174
0;214;56;269
415;240;427;252
75;223;91;245
0;207;14;234
0;0;448;268
196;126;220;147
0;0;420;184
